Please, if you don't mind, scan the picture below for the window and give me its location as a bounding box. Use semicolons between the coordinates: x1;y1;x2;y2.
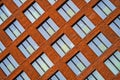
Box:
18;36;39;58
32;53;53;76
93;0;116;19
88;33;112;56
73;16;95;38
104;51;120;75
13;0;26;7
109;16;120;37
0;54;19;76
85;70;105;80
85;0;90;3
67;52;90;75
0;5;11;25
49;71;66;80
48;0;57;5
52;34;74;57
38;18;59;40
0;41;5;53
5;20;25;41
24;2;45;23
57;0;79;21
15;72;30;80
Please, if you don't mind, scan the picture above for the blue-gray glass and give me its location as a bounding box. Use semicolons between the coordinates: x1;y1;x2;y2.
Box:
0;5;11;25
0;41;5;53
52;35;74;57
86;70;105;80
1;5;11;16
48;0;57;5
38;18;59;40
58;0;79;21
18;36;39;58
67;52;90;75
105;60;119;75
88;33;112;56
15;72;30;80
32;53;53;76
109;16;120;37
73;16;95;38
104;51;120;75
67;61;81;75
49;71;66;80
93;0;116;19
13;0;26;7
52;43;65;57
24;2;44;23
5;20;25;41
0;55;19;76
0;63;10;76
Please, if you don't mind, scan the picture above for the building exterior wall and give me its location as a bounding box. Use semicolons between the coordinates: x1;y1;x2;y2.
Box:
0;0;120;80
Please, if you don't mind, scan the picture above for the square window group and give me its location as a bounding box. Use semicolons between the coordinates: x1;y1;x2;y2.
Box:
85;70;105;80
49;71;66;80
0;54;19;76
109;15;120;37
24;2;44;23
104;51;120;75
93;0;116;19
57;0;80;21
32;53;54;76
52;34;74;57
67;52;90;75
18;36;39;58
5;20;25;41
73;16;95;38
0;5;11;25
88;33;112;56
38;18;59;40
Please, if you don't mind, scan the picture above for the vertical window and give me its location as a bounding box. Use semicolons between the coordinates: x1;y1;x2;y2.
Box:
52;34;74;57
67;52;90;75
15;72;30;80
93;0;116;19
5;20;25;41
109;16;120;37
49;71;66;80
18;36;39;58
13;0;26;7
38;18;59;40
85;70;105;80
48;0;57;5
85;0;90;3
73;16;95;38
0;5;12;25
0;54;19;76
88;33;112;56
0;41;5;53
104;51;120;75
57;0;80;21
32;53;53;76
24;2;45;23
